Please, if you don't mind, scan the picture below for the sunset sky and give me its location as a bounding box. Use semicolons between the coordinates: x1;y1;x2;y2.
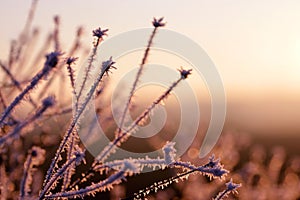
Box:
1;0;300;135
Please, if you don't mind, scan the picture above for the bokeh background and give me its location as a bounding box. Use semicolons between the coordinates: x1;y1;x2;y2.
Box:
1;0;300;199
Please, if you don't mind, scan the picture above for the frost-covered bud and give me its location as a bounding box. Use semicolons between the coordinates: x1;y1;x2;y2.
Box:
42;96;55;107
152;17;166;27
92;27;108;39
45;51;61;68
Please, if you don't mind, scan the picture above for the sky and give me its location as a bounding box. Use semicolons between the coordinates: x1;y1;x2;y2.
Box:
1;0;300;90
0;0;300;135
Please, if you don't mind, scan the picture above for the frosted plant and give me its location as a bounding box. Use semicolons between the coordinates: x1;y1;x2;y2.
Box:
0;52;60;128
0;2;241;198
38;17;240;200
75;27;108;110
0;96;55;146
40;57;115;199
114;17;166;149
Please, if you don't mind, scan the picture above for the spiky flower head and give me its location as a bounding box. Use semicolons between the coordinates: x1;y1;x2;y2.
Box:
45;51;61;68
42;96;55;107
101;56;116;74
226;179;241;192
152;17;166;27
92;27;109;39
66;57;78;65
178;67;192;79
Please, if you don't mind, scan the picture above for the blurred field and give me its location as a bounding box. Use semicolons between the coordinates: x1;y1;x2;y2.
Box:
1;1;300;199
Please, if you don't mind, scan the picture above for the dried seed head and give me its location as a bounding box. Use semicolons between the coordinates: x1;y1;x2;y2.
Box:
178;67;192;79
66;57;78;65
45;51;61;68
101;57;116;74
42;96;55;107
92;27;109;39
152;17;166;27
203;154;220;168
226;179;241;191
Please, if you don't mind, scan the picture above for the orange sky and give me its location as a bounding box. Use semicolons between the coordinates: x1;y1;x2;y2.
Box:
0;0;300;135
1;0;300;90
